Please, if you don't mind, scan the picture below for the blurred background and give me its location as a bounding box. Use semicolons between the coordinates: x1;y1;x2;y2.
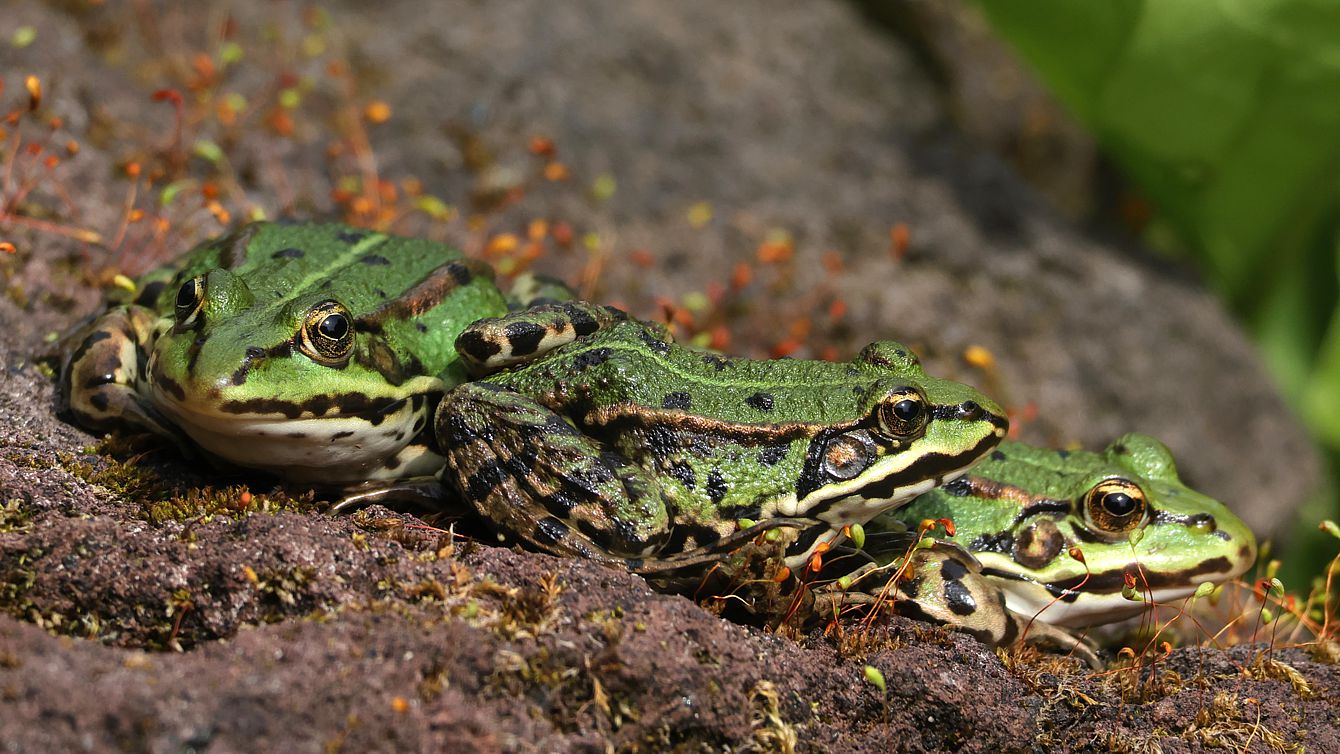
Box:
864;0;1340;587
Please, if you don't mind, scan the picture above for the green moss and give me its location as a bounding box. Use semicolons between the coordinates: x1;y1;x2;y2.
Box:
61;439;317;525
0;499;32;533
141;484;316;526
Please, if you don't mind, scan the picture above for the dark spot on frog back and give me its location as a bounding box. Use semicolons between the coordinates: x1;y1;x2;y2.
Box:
702;354;733;371
667;460;697;490
758;445;788;466
573;347;612;370
360;254;391;266
337;230;367;244
745;392;774;411
643;425;680;456
272;247;305;260
705;469;728;504
940;557;969;581
662;391;692;410
636;326;672;356
991;449;1008;462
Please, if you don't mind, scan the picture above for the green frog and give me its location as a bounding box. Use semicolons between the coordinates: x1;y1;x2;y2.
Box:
438;303;1009;572
828;434;1257;664
58;221;1007;580
59;221;510;484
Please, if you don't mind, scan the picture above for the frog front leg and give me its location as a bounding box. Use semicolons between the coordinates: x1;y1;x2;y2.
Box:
822;543;1101;667
59;305;186;443
436;381;674;563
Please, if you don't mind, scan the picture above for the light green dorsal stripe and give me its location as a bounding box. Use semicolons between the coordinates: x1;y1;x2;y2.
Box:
289;231;390;296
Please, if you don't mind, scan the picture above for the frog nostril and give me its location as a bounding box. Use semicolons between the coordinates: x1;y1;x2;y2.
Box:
958;401;982;420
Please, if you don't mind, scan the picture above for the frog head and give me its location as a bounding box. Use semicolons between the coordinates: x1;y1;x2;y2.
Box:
140;223;502;481
923;433;1257;628
775;341;1008;557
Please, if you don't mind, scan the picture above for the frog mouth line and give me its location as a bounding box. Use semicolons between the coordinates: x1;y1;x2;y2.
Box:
995;583;1208;628
149;373;432;423
981;555;1244;627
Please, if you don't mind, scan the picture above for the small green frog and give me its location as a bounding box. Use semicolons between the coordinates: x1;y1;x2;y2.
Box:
438;303;1009;572
830;434;1257;664
59;222;509;484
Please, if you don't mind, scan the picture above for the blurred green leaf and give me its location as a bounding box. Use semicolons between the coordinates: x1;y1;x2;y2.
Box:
1302;237;1340;446
977;0;1340;414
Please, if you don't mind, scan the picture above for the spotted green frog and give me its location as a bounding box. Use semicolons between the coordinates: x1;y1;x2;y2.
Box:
827;434;1257;664
58;222;1008;582
438;303;1009;573
59;221;510;484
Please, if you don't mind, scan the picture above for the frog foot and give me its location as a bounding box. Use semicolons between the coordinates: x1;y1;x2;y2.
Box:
59;304;190;445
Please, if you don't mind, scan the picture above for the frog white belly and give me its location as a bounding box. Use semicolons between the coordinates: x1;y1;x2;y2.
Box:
151;384;437;482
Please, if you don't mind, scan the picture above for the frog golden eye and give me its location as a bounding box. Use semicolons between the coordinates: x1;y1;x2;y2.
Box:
877;389;928;440
174;276;205;325
299;300;354;365
1084;478;1147;533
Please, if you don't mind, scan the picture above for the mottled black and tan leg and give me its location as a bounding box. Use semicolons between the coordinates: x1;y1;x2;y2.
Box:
819;542;1101;667
454;301;658;376
437;381;676;562
58;305;186;443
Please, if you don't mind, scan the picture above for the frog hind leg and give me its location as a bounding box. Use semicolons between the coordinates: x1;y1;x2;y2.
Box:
454;301;640;376
437;382;673;564
59;305;187;443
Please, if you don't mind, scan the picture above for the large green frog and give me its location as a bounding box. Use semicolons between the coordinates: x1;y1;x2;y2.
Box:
438;303;1009;572
827;434;1257;663
59;221;509;484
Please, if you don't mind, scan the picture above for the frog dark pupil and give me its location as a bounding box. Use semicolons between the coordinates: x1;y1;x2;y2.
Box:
893;399;921;421
319;313;349;340
175;279;197;311
1102;491;1137;517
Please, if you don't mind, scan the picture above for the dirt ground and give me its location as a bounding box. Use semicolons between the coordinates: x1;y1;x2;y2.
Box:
0;1;1335;752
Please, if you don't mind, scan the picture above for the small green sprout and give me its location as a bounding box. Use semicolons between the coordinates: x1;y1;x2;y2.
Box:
863;664;885;693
